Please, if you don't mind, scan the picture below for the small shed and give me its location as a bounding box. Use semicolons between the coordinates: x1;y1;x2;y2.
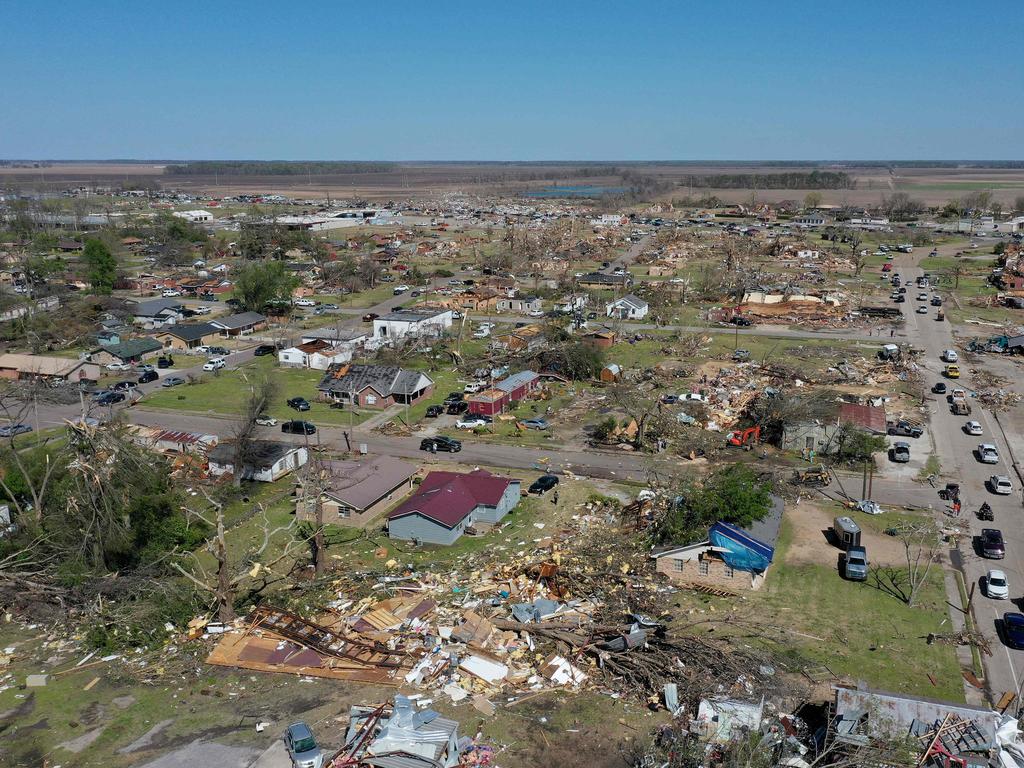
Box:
600;363;623;383
467;388;509;416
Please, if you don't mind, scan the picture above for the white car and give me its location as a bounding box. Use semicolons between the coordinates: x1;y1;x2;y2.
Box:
965;421;983;436
456;417;488;430
472;328;491;339
528;309;545;317
193;305;211;315
987;569;1010;600
989;475;1013;495
463;381;486;394
393;284;410;293
293;298;317;307
978;444;1000;464
105;362;131;371
202;357;226;371
942;349;959;363
916;306;928;314
162;289;181;297
255;415;278;426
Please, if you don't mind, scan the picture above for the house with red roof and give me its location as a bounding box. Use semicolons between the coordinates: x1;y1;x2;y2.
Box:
387;469;521;545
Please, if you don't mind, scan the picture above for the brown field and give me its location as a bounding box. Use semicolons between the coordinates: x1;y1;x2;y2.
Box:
2;162;1023;206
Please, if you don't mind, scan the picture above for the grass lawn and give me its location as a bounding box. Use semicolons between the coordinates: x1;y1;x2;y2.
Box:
140;356;373;427
747;519;964;701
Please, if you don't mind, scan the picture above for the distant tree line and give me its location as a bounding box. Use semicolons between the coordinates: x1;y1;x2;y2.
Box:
166;161;397;176
679;171;856;190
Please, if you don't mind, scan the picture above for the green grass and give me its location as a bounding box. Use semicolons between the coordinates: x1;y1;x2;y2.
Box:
139;356;372;426
748;519;964;700
917;453;942;482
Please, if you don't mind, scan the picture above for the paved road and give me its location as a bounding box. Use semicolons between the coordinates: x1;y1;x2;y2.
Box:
887;245;1024;702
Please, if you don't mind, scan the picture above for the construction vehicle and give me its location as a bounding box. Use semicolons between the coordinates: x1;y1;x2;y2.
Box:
726;425;760;449
794;465;831;487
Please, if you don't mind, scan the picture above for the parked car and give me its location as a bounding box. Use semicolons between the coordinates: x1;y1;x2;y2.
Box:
111;380;138;392
444;391;465;403
1002;613;1024;649
425;405;444;418
193;305;211;315
842;546;868;581
194;345;211;355
287;397;311;411
981;528;1006;559
890;441;911;463
105;362;132;371
456;416;490;429
932;382;947;395
281;420;316;435
255;415;278;426
989;475;1014;495
138;370;159;384
202;357;226;371
445;401;469;415
528;474;560;494
253;345;276;356
157;356;174;369
393;285;410;295
161;289;181;297
138;364;155;373
978;444;1000;464
161;376;185;387
942;349;959;363
965;420;983;436
208;346;229;356
464;382;486;394
944;364;960;379
420;436;462;453
94;391;126;406
987;569;1010;599
0;423;33;437
521;417;549;430
293;298;317;307
887;420;923;438
362;313;380;322
284;722;323;768
931;296;942;306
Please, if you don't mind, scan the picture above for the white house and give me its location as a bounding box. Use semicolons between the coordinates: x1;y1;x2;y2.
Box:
592;213;626;227
553;294;587;314
207;441;308;482
129;297;185;328
792;214;826;227
278;339;352;370
605;294;649;320
172;210;214;224
373;309;453;340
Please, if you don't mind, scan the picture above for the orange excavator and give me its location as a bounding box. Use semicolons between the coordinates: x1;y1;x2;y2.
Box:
727;425;761;449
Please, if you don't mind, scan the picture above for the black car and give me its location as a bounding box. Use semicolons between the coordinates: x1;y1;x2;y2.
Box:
529;475;560;494
157;356;174;369
226;298;243;309
894;295;905;303
94;391;126;406
444;391;465;403
208;346;230;356
1003;613;1024;649
287;397;311;411
281;420;316;435
446;401;469;415
253;345;276;356
112;380;137;391
420;436;462;453
425;405;444;417
138;370;159;384
981;528;1006;559
932;382;947;395
730;316;753;327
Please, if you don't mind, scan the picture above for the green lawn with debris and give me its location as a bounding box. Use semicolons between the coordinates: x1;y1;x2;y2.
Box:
747;519;964;701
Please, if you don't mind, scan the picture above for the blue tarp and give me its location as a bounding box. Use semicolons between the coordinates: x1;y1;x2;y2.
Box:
709;521;774;573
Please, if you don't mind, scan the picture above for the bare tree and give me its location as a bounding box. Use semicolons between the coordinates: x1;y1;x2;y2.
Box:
231;374;278;488
872;520;943;607
173;492;306;622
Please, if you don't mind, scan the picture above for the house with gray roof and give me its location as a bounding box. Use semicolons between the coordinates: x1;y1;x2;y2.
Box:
152;322;221;351
606;294;649;320
209;311;267;336
317;363;434;409
207;440;308;482
129;298;185;328
88;337;163;366
296;455;418;527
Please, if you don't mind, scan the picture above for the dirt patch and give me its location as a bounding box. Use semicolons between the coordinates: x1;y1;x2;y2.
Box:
785;499;908;567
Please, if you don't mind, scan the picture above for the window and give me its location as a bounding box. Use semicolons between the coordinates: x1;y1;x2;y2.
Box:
698;560;710;576
724;565;735;579
672;559;684;573
366;394;377;405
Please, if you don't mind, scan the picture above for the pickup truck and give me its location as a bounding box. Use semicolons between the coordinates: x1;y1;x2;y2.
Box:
887;420;923;438
843;546;868;581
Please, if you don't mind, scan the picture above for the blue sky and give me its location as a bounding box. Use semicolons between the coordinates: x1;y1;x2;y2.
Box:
2;1;1021;160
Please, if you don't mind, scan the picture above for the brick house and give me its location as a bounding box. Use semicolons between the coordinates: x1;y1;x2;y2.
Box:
153;322;221;351
652;521;776;592
317;363;434;408
296;455;418;528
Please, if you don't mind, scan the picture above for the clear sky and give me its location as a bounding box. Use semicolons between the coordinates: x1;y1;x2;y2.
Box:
2;0;1021;161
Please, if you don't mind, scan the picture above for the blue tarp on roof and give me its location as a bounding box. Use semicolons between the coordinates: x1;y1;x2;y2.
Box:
709;521;774;573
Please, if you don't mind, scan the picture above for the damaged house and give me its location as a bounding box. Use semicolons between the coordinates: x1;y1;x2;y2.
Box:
781;402;887;454
317;364;434;409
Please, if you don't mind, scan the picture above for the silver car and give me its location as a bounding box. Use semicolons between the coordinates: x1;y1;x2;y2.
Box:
978;444;1000;464
284;722;323;768
161;376;186;387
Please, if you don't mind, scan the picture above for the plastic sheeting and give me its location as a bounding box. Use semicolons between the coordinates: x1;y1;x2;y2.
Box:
709;521;774;573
